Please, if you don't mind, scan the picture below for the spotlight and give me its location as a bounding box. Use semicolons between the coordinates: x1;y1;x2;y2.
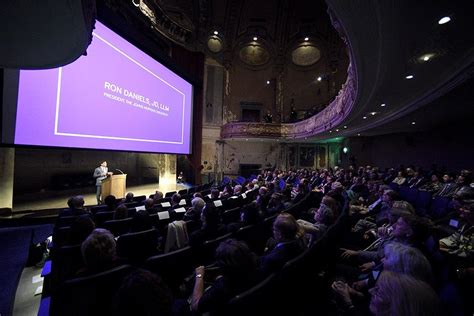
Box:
317;76;322;82
411;121;416;125
253;36;258;41
213;30;219;35
405;75;414;79
363;116;367;119
380;103;386;107
438;17;451;25
266;80;270;85
304;37;309;41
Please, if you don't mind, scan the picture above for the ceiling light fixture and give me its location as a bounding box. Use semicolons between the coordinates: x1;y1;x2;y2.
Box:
253;36;258;41
357;133;361;136
304;37;309;41
370;112;377;116
335;129;339;132
317;76;322;82
266;80;270;85
380;103;386;107
344;126;347;129
405;75;414;79
438;16;451;25
411;121;416;125
213;30;219;35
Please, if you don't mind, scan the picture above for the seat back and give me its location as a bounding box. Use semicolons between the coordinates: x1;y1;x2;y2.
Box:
94;211;114;227
234;224;267;255
227;273;278;316
194;233;232;265
116;228;159;262
146;246;194;293
50;265;133;316
415;190;432;216
222;207;241;224
50;244;83;288
103;218;132;237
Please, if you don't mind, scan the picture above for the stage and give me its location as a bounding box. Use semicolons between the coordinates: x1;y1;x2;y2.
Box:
12;181;191;215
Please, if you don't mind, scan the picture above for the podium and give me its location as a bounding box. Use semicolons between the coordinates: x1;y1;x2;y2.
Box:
101;174;127;199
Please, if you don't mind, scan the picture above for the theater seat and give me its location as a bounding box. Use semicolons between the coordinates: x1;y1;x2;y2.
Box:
103;218;132;237
116;228;159;262
49;264;133;316
146;246;194;293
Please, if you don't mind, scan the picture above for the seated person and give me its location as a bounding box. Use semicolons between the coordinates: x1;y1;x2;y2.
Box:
103;195;117;212
122;192;134;204
188;203;226;247
113;204;129;220
369;272;438;316
227;202;262;233
297;203;335;244
184;197;205;223
114;269;173;316
266;193;285;215
78;228;121;276
191;239;260;314
259;213;306;275
59;195;89;217
69;214;96;245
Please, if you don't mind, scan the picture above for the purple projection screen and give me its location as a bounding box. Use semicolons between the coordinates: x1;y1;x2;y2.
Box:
12;21;193;154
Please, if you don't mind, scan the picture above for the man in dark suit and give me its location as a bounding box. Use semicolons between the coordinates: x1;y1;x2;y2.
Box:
259;213;305;275
93;161;112;204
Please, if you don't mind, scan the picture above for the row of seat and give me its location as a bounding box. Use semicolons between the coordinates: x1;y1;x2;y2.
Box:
388;184;451;219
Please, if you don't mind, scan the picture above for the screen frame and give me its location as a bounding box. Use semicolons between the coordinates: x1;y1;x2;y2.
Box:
1;19;196;155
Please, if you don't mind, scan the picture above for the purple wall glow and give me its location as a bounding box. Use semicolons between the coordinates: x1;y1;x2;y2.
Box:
14;21;193;154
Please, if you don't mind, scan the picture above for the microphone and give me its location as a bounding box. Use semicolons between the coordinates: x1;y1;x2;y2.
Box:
115;169;125;174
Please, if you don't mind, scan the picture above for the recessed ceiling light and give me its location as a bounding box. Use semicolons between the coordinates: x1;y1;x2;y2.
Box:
213;30;219;35
411;121;416;125
253;36;258;41
357;133;361;136
317;76;322;82
304;37;309;41
363;116;367;119
380;103;386;107
438;16;451;25
370;112;377;116
329;130;333;133
423;56;430;61
245;138;249;141
335;129;339;132
344;126;347;129
304;137;307;140
266;80;270;85
405;75;414;79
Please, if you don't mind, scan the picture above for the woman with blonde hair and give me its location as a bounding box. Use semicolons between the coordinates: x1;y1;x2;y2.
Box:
369;271;439;316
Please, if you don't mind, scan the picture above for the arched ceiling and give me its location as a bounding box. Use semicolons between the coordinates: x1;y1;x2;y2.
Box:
105;0;474;141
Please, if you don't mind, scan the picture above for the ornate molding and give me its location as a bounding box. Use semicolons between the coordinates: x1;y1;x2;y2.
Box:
221;10;357;140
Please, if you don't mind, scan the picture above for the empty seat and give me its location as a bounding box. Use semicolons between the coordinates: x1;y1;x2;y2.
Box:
116;228;159;262
103;218;132;237
132;195;146;202
227;273;278;316
164;191;176;198
234;224;267;255
94;211;114;227
222;207;241;224
50;265;133;316
146;246;194;293
194;233;232;266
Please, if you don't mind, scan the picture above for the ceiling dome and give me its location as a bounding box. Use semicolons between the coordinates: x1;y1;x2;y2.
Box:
291;45;321;66
239;44;270;66
207;36;223;53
